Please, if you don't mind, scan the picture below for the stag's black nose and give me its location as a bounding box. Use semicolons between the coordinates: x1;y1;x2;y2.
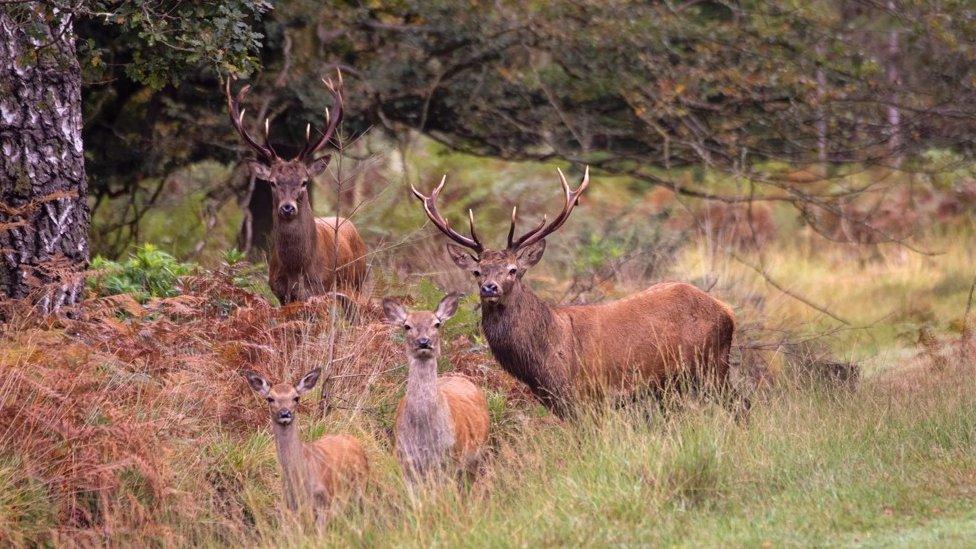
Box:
279;203;297;217
416;337;431;349
277;410;293;421
480;282;499;296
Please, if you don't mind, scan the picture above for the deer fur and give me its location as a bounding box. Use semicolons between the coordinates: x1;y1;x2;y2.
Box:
243;368;369;522
474;257;736;417
265;199;367;304
226;74;368;304
413;168;738;418
383;294;490;482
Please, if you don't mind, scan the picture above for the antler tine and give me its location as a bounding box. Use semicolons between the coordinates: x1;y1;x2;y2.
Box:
507;204;548;249
410;175;484;253
263;117;279;158
225;78;276;162
509;166;590;250
299;71;344;161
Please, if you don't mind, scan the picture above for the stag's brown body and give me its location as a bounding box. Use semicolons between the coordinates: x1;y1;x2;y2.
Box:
413;168;737;417
269;214;367;303
226;72;368;304
481;277;735;415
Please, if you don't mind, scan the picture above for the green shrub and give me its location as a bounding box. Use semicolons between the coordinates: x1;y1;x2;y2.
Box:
88;244;195;303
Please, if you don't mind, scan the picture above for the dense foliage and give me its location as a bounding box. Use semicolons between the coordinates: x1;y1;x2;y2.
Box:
70;0;976;255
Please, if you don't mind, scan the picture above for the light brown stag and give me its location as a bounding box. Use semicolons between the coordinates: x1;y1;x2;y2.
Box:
243;368;369;525
226;72;367;304
412;167;739;418
382;293;489;483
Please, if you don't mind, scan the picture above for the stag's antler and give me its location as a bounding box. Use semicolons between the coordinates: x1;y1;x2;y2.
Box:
298;70;344;162
411;175;484;253
226;70;344;164
225;78;277;163
508;166;590;250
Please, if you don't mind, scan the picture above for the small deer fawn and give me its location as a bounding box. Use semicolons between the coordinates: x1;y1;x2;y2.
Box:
382;293;490;484
226;72;367;304
242;368;368;523
412;167;740;417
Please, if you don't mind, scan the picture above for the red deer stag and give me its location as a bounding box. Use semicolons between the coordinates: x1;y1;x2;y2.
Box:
382;293;489;485
226;72;367;304
412;167;738;417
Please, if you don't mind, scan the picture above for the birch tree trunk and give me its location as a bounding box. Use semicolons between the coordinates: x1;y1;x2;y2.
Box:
885;0;902;166
0;6;90;313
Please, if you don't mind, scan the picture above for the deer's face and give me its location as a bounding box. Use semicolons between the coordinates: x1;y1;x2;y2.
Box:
383;294;461;359
447;243;546;304
249;157;330;221
243;368;322;427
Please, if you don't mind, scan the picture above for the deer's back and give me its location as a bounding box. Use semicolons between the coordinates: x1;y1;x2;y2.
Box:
438;375;489;467
313;217;367;291
304;434;369;497
560;282;735;390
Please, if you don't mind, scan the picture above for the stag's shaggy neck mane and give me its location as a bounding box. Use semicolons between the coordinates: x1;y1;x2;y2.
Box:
271;422;312;511
481;281;565;403
273;201;318;271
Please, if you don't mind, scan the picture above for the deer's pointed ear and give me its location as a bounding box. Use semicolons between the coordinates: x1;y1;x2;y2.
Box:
308;155;332;178
295;368;322;394
382;298;407;324
248;160;272;182
446;244;476;270
243;370;271;396
434;292;462;322
516;239;546;268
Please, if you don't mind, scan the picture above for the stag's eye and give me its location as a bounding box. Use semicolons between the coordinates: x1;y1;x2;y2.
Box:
293;397;300;403
266;397;274;403
472;270;481;277
403;324;412;331
434;321;441;328
508;267;518;275
301;180;308;188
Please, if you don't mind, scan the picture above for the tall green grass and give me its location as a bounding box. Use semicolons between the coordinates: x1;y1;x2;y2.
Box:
200;362;976;548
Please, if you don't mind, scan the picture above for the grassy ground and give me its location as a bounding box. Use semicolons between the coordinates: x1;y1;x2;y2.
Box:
2;147;976;546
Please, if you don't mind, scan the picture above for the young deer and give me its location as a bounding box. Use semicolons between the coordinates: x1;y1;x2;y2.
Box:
412;168;739;418
382;293;490;483
243;368;368;523
226;72;367;304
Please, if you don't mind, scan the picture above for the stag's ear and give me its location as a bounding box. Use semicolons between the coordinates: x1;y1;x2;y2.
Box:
243;370;271;396
248;160;272;182
446;244;476;270
295;368;322;394
308;155;332;178
434;292;462;322
382;298;408;324
516;239;546;269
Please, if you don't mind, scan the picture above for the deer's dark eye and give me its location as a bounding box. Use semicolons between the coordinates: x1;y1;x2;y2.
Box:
266;397;274;403
434;321;442;328
403;324;411;331
293;397;300;403
301;180;308;188
472;270;481;277
509;267;518;275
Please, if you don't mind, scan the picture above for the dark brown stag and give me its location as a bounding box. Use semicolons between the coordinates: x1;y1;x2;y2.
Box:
412;168;738;417
226;71;367;304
